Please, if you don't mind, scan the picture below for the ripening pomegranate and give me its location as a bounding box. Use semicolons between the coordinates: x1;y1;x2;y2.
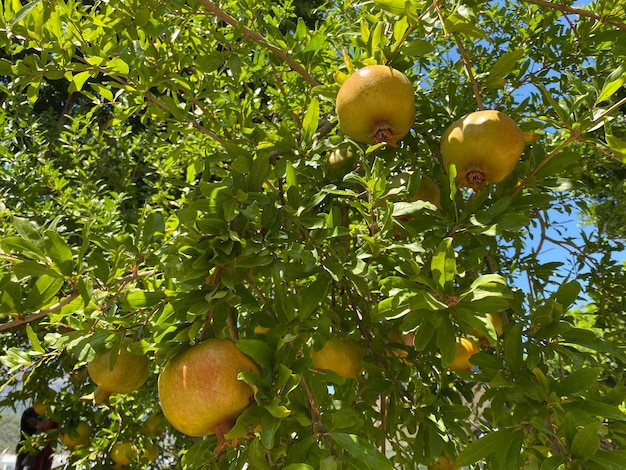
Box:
87;338;150;404
440;110;524;188
158;339;260;438
336;65;415;146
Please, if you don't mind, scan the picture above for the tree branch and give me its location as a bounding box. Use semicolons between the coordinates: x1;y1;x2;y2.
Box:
0;291;81;333
452;32;484;111
521;0;626;31
196;0;322;87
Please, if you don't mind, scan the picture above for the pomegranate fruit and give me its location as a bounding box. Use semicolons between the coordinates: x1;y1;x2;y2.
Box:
59;421;92;450
87;338;150;404
110;441;138;466
158;339;260;437
447;338;480;371
311;337;363;379
336;65;415;146
440;110;524;188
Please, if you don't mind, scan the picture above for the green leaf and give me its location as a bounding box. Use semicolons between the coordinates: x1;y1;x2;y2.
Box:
301;97;319;145
556;367;603;396
504;322;524;376
44;230;74;276
606;133;626;162
431;237;455;294
560;329;626;363
485;49;524;87
596;64;626;104
25;324;44;354
330;433;393;470
571;422;603;459
437;317;456;367
237;339;274;371
456;428;517;466
374;0;405;16
23;275;64;311
587;450;626;470
121;290;165;310
107;57;130;75
10;0;43;25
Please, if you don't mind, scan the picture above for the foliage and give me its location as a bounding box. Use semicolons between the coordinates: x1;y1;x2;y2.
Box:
1;0;626;469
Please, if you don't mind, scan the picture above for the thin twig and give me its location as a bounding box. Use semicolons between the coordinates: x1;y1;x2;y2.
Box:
0;291;81;333
197;0;322;87
452;32;484;110
511;132;581;197
521;0;626;31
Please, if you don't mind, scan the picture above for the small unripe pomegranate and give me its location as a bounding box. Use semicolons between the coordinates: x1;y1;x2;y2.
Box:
440;110;524;188
336;65;415;146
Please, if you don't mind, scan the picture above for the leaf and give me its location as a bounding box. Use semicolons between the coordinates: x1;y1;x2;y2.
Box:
596;64;626;104
23;275;64;311
587;450;626;470
237;339;274;371
556;367;603;396
431;237;455;294
456;428;517;466
606;133;626;162
10;0;43;25
504;322;524;376
44;230;74;276
121;290;165;310
25;324;44;354
107;57;130;75
485;49;524;87
301;97;319;145
68;70;91;92
560;329;626;363
437;317;456;367
330;433;393;470
571;422;603;459
374;0;405;16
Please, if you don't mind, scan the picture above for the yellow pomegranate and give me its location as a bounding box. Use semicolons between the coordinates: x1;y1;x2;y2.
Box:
413;175;442;209
141;412;167;437
311;337;363;379
110;442;138;466
447;338;480;371
158;339;260;437
87;338;150;404
440;110;524;188
336;65;415;146
59;421;92;450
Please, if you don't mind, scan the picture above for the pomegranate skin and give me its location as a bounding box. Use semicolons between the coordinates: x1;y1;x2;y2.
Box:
336;65;415;146
158;339;260;437
440;110;524;187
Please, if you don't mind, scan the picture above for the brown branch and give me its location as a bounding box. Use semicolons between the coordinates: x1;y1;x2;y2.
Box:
511;132;581;197
197;0;322;87
452;32;484;110
521;0;626;31
0;291;81;333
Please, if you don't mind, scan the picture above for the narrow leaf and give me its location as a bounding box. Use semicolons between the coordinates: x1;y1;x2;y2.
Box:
330;433;393;470
456;428;516;466
301;97;319;144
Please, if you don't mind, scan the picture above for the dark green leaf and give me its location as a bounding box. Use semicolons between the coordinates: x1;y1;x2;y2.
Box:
330;433;393;470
